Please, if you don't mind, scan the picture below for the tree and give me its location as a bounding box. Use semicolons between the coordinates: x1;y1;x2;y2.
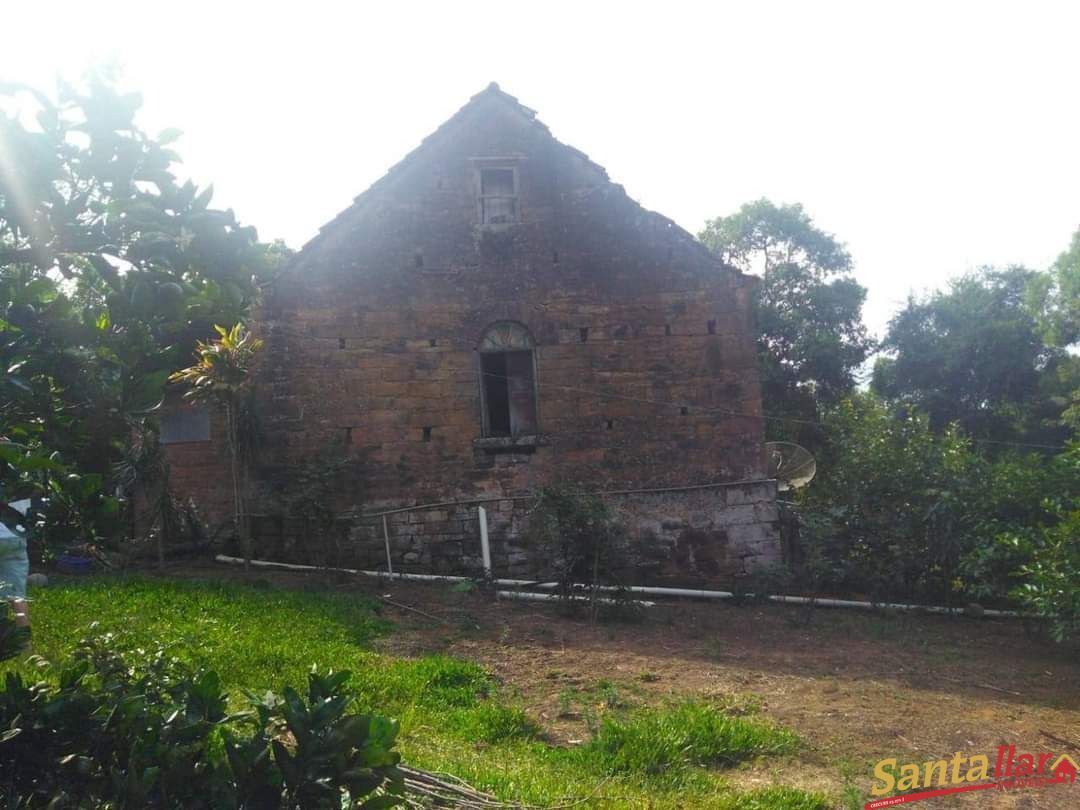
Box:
799;392;983;602
872;266;1069;446
699;200;872;444
1028;225;1080;349
170;324;262;568
0;75;272;545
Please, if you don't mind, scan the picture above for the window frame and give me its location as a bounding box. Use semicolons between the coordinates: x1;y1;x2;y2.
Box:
474;162;520;227
476;321;540;438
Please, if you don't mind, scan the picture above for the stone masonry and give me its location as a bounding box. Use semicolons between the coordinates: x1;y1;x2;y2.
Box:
162;84;782;585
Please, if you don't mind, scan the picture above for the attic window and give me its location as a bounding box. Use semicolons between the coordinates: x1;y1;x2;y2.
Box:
479;167;518;225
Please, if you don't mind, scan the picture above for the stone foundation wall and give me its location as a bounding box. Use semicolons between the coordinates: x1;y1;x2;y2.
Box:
249;479;779;585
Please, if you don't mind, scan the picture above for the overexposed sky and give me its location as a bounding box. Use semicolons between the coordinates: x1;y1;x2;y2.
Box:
6;1;1079;339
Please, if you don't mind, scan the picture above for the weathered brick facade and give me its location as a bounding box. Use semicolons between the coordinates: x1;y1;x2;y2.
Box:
165;84;781;583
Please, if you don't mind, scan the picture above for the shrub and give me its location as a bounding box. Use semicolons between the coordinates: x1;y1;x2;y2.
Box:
1010;494;1080;639
0;630;404;808
524;485;635;618
797;395;982;601
0;604;29;664
797;394;1078;614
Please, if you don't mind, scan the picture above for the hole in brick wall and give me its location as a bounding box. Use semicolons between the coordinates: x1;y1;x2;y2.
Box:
680;406;689;416
605;418;614;430
338;338;346;349
665;324;672;336
552;250;559;264
422;426;432;442
429;338;437;347
580;327;589;343
414;252;424;268
707;319;717;335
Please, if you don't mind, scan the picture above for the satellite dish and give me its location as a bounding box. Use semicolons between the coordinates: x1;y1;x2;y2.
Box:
765;442;816;491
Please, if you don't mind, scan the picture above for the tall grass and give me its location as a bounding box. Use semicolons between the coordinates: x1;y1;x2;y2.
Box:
578;700;799;774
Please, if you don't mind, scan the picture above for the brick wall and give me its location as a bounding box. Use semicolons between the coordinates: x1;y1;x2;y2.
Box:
165;85;781;581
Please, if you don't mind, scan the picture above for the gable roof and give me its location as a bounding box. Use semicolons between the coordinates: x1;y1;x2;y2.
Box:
293;83;729;273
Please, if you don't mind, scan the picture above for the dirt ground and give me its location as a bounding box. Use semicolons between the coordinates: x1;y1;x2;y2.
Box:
169;562;1080;808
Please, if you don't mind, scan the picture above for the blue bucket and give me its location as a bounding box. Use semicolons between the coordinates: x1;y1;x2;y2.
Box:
57;554;94;575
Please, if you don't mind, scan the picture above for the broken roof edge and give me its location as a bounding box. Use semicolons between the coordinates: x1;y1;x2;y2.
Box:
293;82;586;257
287;82;733;278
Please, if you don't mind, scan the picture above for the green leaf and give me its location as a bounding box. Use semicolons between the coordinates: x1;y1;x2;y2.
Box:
157;127;183;145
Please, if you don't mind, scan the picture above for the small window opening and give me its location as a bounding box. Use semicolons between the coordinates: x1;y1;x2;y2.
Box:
479;167;518;225
414;252;423;268
552;250;559;264
422;426;432;442
680;406;689;416
707;319;717;335
605;418;614;430
579;327;589;343
338;337;346;349
665;324;672;336
429;338;437;347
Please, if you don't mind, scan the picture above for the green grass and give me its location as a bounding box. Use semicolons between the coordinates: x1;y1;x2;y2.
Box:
577;701;799;774
8;576;829;809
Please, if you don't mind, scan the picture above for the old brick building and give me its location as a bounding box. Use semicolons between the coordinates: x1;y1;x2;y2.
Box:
164;83;781;583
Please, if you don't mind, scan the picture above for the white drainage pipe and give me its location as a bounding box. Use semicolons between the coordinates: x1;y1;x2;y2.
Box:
214;555;1020;618
497;590;655;607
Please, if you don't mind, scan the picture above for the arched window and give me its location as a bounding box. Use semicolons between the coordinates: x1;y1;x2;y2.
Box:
478;321;538;436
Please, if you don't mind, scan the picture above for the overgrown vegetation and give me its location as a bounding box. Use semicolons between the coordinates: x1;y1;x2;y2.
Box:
524;485;641;620
0;578;826;809
703;201;1080;640
170;323;263;568
0;75;285;561
1;634;404;808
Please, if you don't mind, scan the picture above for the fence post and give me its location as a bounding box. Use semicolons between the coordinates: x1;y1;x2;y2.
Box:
382;514;394;577
478;505;492;579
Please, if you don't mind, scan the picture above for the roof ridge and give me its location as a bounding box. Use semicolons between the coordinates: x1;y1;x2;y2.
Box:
295;83;546;254
288;84;728;276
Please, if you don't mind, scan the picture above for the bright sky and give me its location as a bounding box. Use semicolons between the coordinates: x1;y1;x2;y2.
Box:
6;1;1079;339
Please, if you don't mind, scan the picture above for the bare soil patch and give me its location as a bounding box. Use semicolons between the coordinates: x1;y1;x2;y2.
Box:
161;561;1080;808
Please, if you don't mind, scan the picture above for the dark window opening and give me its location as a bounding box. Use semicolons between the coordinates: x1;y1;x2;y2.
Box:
414;252;424;268
552;250;559;264
479;167;518;225
579;327;589;343
605;418;614;430
665;324;672;336
707;319;717;335
429;338;437;347
338;337;346;349
422;426;432;442
680;406;689;416
481;350;537;436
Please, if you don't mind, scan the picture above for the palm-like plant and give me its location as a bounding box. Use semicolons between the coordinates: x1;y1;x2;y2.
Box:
169;324;262;568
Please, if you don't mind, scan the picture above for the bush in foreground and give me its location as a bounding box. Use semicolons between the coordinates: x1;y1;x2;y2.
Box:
0;629;404;808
